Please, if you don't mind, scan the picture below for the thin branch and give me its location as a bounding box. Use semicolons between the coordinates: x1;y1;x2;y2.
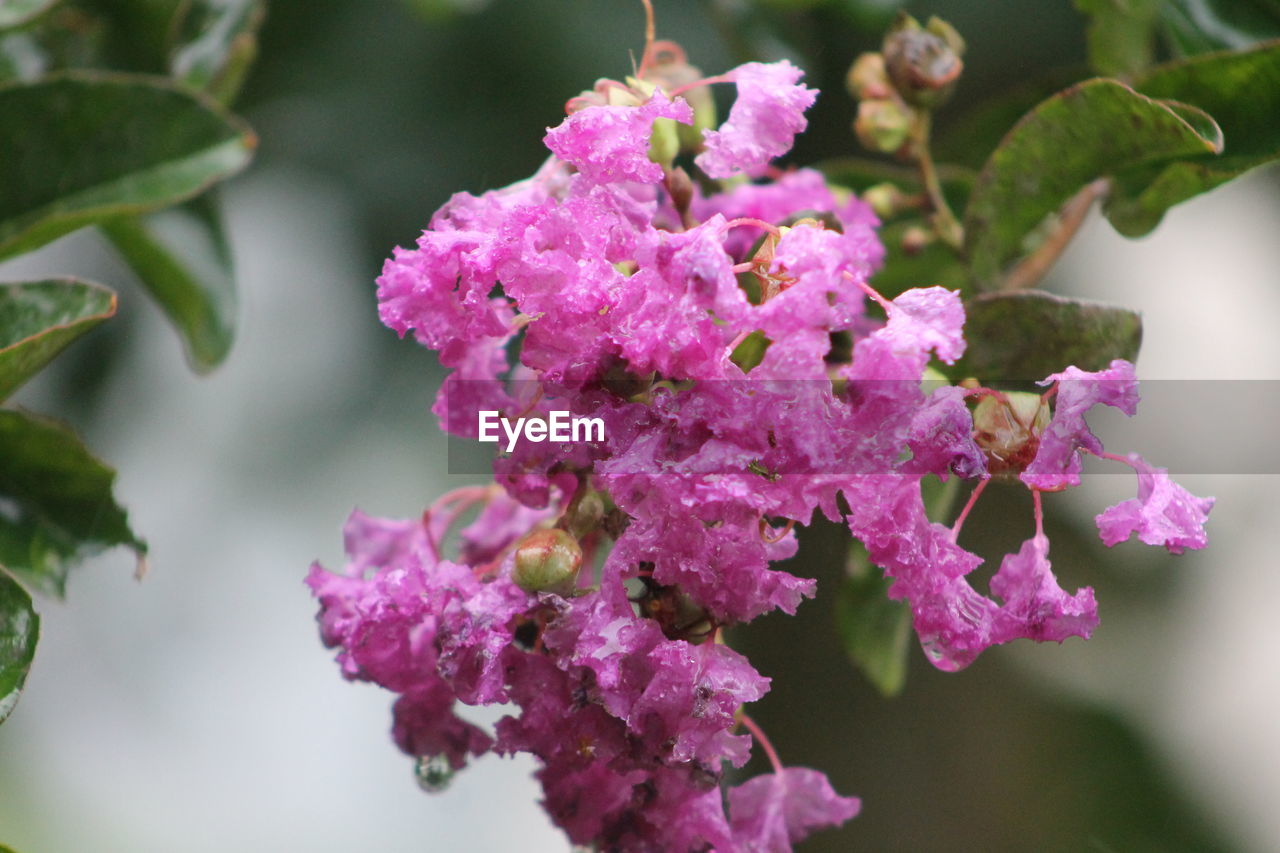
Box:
912;113;964;250
1002;178;1110;292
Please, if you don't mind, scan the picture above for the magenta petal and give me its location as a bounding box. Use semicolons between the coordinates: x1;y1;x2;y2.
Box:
392;680;493;769
1022;359;1139;491
907;385;986;479
696;60;818;178
729;767;861;852
544;90;693;185
989;534;1099;643
1096;453;1214;554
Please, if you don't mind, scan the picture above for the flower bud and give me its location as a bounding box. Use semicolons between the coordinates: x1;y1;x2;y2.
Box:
513;529;583;594
846;52;892;101
854;98;915;155
665;165;695;217
648;116;681;170
901;225;932;256
972;392;1050;476
862;182;900;219
641;41;717;151
566;490;606;540
882;12;964;108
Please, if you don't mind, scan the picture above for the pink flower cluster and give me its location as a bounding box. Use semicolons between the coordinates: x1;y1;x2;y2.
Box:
308;42;1211;852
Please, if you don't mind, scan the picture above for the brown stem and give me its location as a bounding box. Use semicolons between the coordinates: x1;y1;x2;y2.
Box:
912;112;963;250
1001;178;1110;292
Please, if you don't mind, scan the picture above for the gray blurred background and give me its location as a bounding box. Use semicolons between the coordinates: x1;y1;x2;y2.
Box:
1;1;1278;850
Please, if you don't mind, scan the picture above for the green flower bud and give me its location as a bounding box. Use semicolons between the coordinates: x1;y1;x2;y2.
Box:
638;44;717;151
513;529;583;594
854;98;915;155
882;12;964;108
846;52;892;101
648;116;681;170
566;490;606;540
862;182;901;219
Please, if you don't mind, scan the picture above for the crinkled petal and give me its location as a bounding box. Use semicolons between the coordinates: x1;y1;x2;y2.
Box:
907;385;986;479
545;91;693;185
458;490;558;564
881;286;967;366
611;216;748;379
392;680;493;769
1022;359;1139;491
729;767;861;852
629;641;768;768
696;61;817;178
1096;453;1214;554
989;533;1099;643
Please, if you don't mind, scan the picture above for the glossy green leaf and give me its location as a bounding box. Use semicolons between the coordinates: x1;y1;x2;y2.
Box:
0;278;116;401
0;568;38;726
170;0;265;104
962;79;1222;290
1075;0;1160;77
0;0;57;30
950;290;1143;382
100;193;235;372
0;71;255;261
0;409;146;599
1106;41;1280;236
1161;0;1280;55
933;68;1087;170
835;541;911;698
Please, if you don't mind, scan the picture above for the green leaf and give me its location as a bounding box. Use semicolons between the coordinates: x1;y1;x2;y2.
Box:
0;0;57;31
1106;41;1280;236
933;68;1087;170
0;70;255;261
1161;0;1280;55
0;278;116;401
170;0;265;104
100;193;234;372
962;79;1222;290
729;329;770;373
949;290;1143;382
0;568;39;726
1075;0;1160;77
0;409;146;599
835;541;911;697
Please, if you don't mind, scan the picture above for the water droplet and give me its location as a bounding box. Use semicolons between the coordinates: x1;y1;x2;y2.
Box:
414;754;455;794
